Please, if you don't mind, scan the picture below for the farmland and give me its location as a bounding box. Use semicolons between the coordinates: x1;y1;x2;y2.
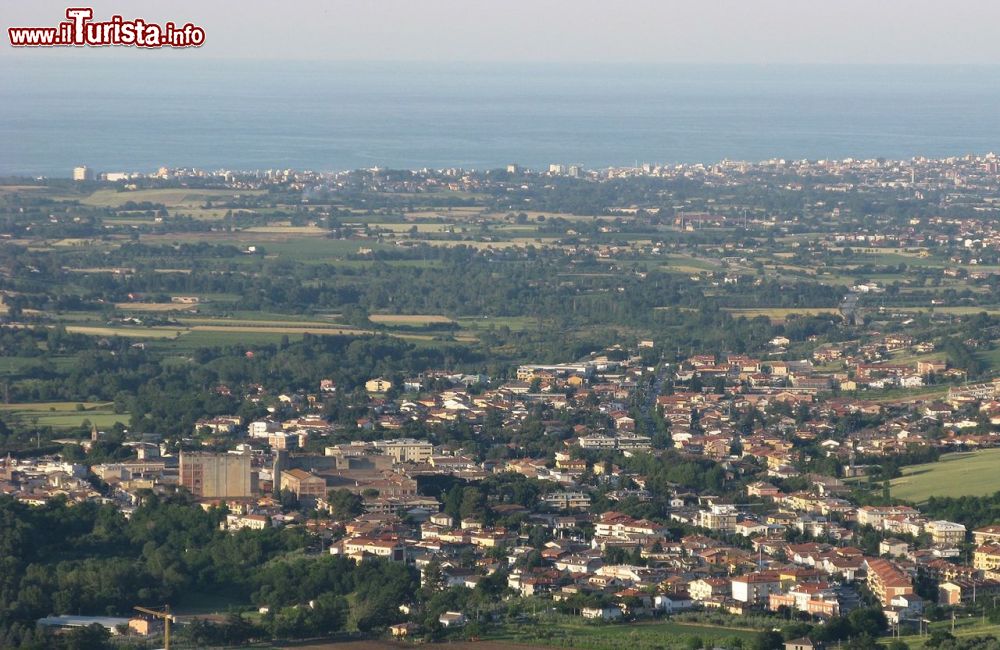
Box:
0;402;128;430
114;302;199;312
890;448;1000;503
486;617;762;650
723;307;841;321
886;615;1000;649
368;314;456;325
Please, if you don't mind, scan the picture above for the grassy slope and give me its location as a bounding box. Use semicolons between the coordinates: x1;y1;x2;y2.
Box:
890;448;1000;503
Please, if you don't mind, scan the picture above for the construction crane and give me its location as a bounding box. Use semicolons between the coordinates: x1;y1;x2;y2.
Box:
133;605;174;650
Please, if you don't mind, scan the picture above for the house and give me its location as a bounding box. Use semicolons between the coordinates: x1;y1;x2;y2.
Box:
542;492;592;511
768;582;840;617
924;402;953;419
785;639;824;650
342;536;407;563
193;416;239;435
689;577;730;602
365;378;393;393
917;360;947;375
879;538;909;558
127;618;157;635
390;622;419;637
581;606;623;621
747;481;781;499
939;579;1000;606
973;525;1000;545
974;543;1000;572
280;468;327;502
438;611;467;628
698;503;738;533
925;520;966;546
223;513;269;531
37;616;133;635
655;592;693;613
732;572;781;604
866;558;913;606
554;552;604;574
887;593;924;620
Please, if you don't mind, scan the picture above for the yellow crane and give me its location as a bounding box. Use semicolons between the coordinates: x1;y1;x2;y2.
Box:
133;605;174;650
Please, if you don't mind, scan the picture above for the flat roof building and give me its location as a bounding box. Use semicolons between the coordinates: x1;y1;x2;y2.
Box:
180;452;251;498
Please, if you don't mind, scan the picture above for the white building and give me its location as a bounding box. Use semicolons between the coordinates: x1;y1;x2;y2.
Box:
72;166;94;181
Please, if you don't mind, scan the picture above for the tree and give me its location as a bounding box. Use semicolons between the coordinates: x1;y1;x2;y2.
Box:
307;592;349;634
847;606;888;638
844;634;878;650
326;489;363;519
57;623;112;650
459;487;486;522
750;630;784;650
925;629;955;648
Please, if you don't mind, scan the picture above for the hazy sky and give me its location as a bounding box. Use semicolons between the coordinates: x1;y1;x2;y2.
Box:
4;0;1000;64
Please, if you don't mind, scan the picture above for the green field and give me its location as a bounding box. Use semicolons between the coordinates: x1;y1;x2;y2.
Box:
723;307;840;321
891;448;1000;503
76;188;264;208
487;617;761;650
979;347;1000;372
456;315;543;331
892;305;1000;316
65;325;186;338
887;614;1000;648
0;402;128;430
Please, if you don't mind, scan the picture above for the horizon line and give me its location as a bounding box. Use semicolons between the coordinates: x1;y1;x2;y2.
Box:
5;56;1000;67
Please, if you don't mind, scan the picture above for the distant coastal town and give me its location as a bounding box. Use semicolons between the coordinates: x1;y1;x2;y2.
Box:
2;152;1000;649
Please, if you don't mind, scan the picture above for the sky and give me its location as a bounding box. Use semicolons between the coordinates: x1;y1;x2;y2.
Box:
3;0;1000;65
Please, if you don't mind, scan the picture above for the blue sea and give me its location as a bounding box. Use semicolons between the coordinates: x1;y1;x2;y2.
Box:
2;59;1000;177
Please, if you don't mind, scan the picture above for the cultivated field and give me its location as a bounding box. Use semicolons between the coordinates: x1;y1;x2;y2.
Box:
115;302;199;312
723;307;840;321
487;618;761;650
0;402;128;429
242;225;328;234
76;188;263;208
891;305;1000;316
64;325;185;338
890;448;1000;502
888;615;1000;649
368;314;456;325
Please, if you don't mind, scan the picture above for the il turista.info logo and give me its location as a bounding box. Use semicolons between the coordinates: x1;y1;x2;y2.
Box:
9;7;206;48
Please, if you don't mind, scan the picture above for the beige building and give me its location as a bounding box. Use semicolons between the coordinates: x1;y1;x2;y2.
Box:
732;573;781;604
974;526;1000;546
866;558;913;606
343;536;406;562
280;468;327;501
180;452;251;498
698;504;738;533
365;378;393;393
974;544;1000;572
373;438;433;463
688;577;730;602
925;520;966;546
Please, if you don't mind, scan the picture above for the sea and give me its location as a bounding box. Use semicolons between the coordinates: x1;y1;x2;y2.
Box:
2;59;1000;177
